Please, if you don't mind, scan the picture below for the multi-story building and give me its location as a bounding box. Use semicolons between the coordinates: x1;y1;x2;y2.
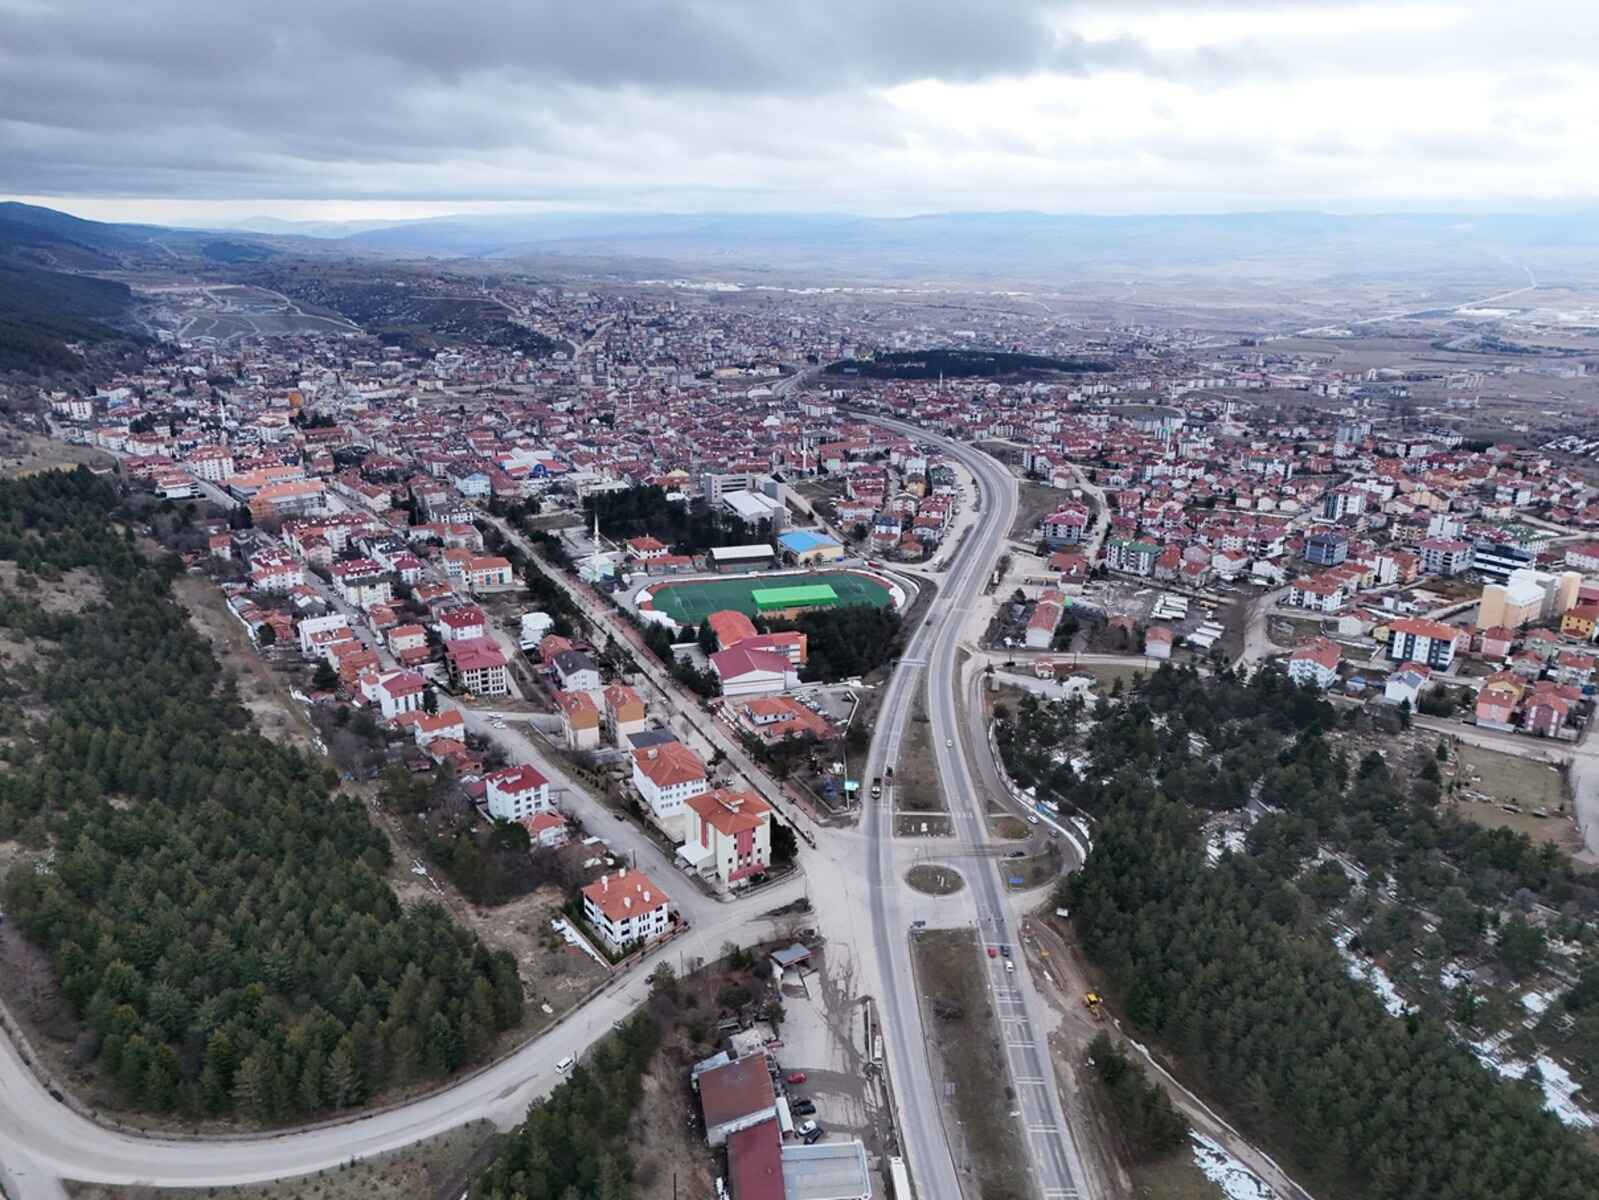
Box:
445;637;510;695
632;742;709;840
1386;617;1461;670
1287;639;1340;689
484;763;551;821
1419;538;1473;577
1104;537;1158;577
1303;531;1348;567
581;868;672;953
682;788;773;890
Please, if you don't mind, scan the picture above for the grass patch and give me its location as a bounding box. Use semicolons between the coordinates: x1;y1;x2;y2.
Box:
1001;844;1063;891
906;863;965;895
894;687;946;814
991;815;1030;840
1452;743;1566;812
911;929;1031;1200
1129;1155;1226;1200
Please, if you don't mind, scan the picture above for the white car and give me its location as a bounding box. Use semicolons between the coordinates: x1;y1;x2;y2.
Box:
946;738;953;748
797;1119;819;1136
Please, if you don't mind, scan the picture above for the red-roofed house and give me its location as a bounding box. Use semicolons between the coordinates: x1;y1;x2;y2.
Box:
437;605;487;643
1287;639;1341;689
555;689;601;750
520;811;569;849
445;636;509;695
1386;617;1461;670
710;646;799;698
632;742;709;839
360;669;426;719
603;682;648;742
581;868;672;953
484;763;551;821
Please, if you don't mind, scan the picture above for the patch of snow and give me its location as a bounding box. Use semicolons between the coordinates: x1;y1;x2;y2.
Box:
1521;990;1554;1016
1439;961;1473;990
1189;1132;1278;1200
1469;1036;1595;1129
1331;928;1411;1018
1204;827;1247;866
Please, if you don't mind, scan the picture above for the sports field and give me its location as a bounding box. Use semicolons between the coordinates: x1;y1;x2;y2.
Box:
646;571;894;625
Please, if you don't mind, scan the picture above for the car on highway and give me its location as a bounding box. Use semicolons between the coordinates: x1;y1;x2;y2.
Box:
986;946;997;958
945;738;953;748
1000;945;1011;958
786;1071;807;1085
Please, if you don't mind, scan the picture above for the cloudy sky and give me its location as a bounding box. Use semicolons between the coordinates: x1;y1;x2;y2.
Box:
2;0;1593;225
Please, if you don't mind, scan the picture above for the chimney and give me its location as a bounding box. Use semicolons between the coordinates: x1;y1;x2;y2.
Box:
601;873;608;891
624;896;632;910
644;890;653;904
619;866;627;879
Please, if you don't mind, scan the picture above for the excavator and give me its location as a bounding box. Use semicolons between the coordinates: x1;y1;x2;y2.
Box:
1082;992;1106;1020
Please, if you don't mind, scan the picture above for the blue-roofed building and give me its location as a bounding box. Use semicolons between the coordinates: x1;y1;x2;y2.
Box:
777;529;844;564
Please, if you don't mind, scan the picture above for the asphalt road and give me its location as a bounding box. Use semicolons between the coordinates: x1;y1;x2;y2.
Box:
860;414;1091;1200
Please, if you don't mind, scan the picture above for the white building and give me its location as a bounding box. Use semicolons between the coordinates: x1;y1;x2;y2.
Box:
631;742;709;840
580;868;672;953
484;763;552;822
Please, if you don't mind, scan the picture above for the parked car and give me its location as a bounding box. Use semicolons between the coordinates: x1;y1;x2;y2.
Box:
1000;945;1011;959
797;1119;819;1136
804;1126;825;1145
986;946;997;958
786;1071;807;1085
792;1099;816;1116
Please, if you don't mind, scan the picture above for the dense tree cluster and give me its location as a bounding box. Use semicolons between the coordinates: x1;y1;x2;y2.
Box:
760;605;903;682
1058;664;1599;1200
584;485;770;554
1087;1032;1189;1159
473;1015;660;1200
0;470;524;1119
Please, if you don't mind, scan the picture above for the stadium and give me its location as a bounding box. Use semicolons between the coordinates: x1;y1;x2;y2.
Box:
635;569;904;629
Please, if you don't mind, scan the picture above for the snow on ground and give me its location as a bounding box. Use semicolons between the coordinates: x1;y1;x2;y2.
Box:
1439;961;1472;990
1521;990;1555;1016
1469;1035;1595;1129
1204;827;1247;866
1331;929;1412;1018
1190;1132;1278;1200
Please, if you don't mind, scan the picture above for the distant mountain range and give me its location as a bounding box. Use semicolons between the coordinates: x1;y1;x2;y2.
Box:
7;199;1599;285
4;199;1599;373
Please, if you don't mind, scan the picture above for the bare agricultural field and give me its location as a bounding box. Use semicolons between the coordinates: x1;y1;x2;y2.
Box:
0;431;115;480
64;1120;500;1200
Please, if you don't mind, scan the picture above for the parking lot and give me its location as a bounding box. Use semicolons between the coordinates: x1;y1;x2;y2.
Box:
769;944;891;1157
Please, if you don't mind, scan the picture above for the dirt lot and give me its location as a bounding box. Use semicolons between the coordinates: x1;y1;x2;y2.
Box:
0;431;114;479
1010;480;1067;541
384;852;611;1027
172;574;321;754
64;1121;499;1200
1452;743;1567;811
911;928;1031;1200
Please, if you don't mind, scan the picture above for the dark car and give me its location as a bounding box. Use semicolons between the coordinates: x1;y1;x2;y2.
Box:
792;1099;816;1116
803;1126;824;1144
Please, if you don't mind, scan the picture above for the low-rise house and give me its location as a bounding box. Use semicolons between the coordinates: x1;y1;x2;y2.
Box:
520;811;569;849
711;646;799;698
1384;663;1431;707
551;648;602;692
1386;617;1461;670
1475;675;1524;731
1144;625;1174;660
360;668;426;720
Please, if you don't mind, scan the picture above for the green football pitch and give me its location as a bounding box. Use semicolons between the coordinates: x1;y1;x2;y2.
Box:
647;571;894;625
